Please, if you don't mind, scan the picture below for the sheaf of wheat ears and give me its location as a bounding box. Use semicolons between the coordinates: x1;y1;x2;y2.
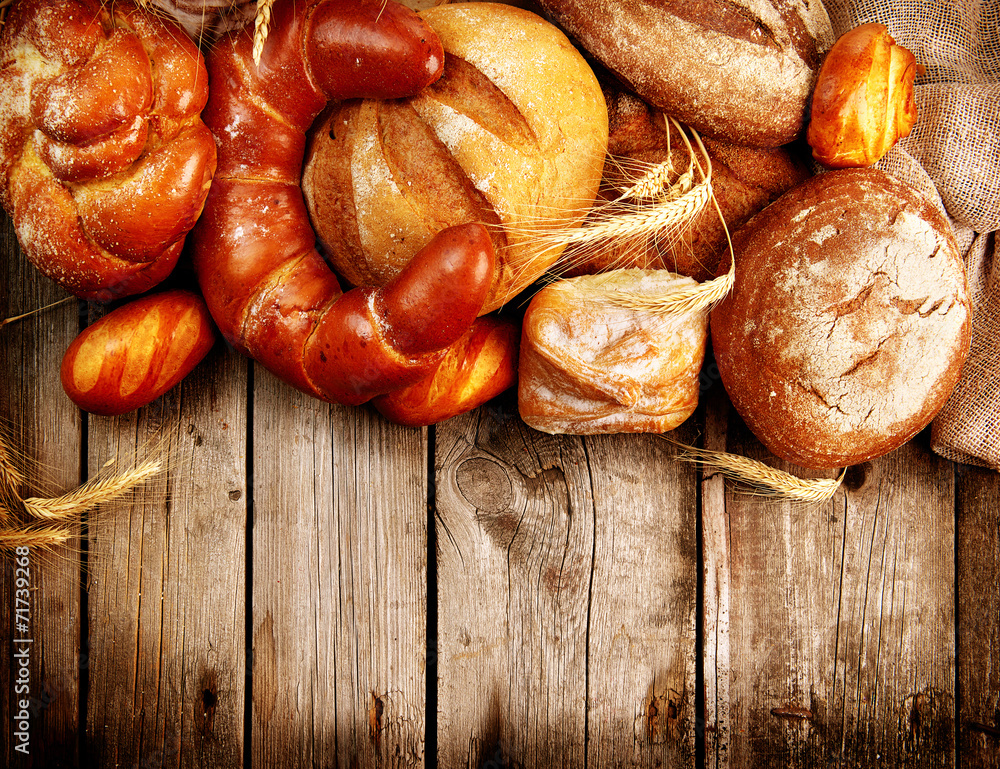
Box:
0;427;164;553
666;439;846;503
583;120;737;317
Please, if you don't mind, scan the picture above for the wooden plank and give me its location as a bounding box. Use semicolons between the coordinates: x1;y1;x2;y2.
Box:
701;387;732;769
435;398;699;767
84;336;247;768
716;414;955;767
956;463;1000;766
250;373;427;768
1;213;83;769
584;422;699;767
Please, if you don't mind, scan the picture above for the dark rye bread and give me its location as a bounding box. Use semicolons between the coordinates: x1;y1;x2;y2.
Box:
535;0;835;147
302;3;608;313
710;168;971;469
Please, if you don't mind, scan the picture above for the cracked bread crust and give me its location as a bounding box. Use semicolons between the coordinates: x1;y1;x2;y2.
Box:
534;0;834;147
710;168;971;469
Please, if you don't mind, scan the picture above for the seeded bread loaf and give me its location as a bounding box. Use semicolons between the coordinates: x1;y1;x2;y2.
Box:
710;168;971;469
534;0;835;147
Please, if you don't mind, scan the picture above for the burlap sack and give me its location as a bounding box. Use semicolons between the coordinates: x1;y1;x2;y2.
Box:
822;0;1000;468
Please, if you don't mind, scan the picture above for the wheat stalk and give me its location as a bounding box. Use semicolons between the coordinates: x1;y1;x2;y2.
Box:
668;439;846;503
0;425;166;555
0;523;75;550
23;458;162;520
252;0;274;66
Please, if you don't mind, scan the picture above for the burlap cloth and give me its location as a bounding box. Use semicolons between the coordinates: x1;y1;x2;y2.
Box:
822;0;1000;469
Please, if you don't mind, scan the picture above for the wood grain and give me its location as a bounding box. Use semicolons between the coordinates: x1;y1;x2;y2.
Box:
250;372;427;768
716;413;955;767
956;463;1000;766
1;214;82;769
435;398;699;767
84;333;247;768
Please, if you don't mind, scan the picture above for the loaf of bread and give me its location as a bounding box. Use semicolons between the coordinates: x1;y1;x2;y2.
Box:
562;87;813;283
534;0;834;147
302;2;608;313
711;168;971;469
0;0;216;301
518;270;708;434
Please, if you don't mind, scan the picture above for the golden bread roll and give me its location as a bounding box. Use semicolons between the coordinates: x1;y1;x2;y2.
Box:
302;2;609;313
711;168;971;469
518;270;708;434
807;23;919;169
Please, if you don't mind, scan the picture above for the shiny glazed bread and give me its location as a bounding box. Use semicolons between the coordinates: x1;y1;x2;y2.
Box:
302;2;609;313
0;0;216;300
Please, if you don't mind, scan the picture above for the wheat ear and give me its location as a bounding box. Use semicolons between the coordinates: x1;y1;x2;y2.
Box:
22;459;162;520
252;0;274;66
0;427;165;556
668;440;845;503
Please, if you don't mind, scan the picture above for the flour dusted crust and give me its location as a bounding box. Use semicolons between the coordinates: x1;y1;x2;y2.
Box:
535;0;835;147
302;2;608;313
519;269;709;434
711;168;972;469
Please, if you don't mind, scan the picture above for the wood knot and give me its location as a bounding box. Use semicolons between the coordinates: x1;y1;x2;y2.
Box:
369;692;385;745
456;456;513;513
195;671;218;737
843;462;870;491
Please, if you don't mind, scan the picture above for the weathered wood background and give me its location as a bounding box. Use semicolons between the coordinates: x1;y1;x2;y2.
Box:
2;208;1000;769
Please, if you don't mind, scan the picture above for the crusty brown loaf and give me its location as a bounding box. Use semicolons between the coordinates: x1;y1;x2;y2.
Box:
711;168;971;469
302;2;608;313
563;87;813;282
518;269;709;435
534;0;835;147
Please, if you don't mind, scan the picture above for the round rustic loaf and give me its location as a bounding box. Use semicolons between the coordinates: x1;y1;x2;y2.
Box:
711;168;971;469
302;2;608;313
534;0;834;147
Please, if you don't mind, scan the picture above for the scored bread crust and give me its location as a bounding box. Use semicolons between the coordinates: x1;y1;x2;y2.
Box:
710;168;972;469
534;0;834;147
302;2;608;313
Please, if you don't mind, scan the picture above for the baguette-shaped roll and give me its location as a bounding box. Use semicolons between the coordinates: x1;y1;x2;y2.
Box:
519;270;708;434
302;2;608;313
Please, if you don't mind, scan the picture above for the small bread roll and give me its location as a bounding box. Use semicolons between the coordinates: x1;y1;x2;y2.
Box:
711;168;971;469
807;24;919;169
518;270;708;434
302;2;608;313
